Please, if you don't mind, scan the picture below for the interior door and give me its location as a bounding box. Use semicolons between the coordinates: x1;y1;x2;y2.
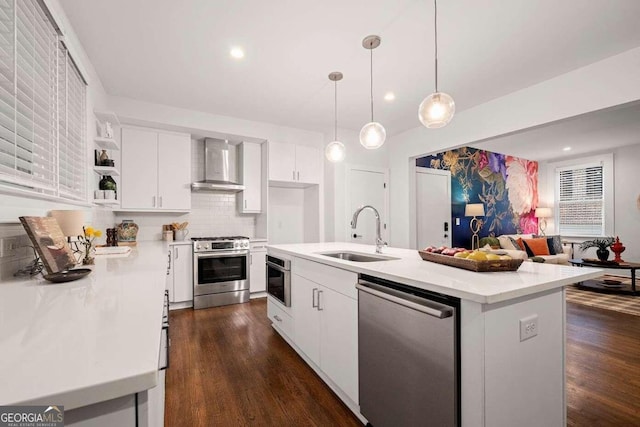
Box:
157;132;191;210
416;167;451;249
121;127;158;209
348;167;387;245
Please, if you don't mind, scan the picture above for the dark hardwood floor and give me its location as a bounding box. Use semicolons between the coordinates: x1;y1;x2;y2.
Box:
165;299;361;426
166;299;640;426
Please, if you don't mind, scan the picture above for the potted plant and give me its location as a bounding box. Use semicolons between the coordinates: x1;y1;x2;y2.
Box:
578;237;614;262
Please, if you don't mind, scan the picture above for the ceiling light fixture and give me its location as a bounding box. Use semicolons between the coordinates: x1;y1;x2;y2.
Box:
230;47;245;59
359;35;386;150
418;0;455;129
384;92;395;102
563;146;572;151
325;72;346;163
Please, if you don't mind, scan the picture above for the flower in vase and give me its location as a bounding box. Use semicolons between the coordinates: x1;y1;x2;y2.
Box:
80;226;102;265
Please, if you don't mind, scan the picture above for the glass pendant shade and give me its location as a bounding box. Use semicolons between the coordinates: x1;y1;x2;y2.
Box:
359;122;386;149
418;92;455;128
325;140;346;162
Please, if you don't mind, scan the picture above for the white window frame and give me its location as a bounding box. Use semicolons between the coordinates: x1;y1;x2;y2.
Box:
551;153;614;237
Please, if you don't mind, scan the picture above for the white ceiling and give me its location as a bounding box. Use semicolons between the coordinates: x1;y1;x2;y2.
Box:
59;0;640;136
470;102;640;161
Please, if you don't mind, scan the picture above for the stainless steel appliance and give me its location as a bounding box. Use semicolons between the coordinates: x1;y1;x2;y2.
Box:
266;255;291;307
192;236;250;309
191;139;245;192
357;274;460;427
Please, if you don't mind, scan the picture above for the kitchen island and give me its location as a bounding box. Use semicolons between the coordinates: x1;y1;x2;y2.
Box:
0;241;170;426
266;242;603;427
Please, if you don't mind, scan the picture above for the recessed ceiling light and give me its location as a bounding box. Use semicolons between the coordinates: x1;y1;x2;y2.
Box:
384;92;395;101
563;147;572;151
230;47;245;59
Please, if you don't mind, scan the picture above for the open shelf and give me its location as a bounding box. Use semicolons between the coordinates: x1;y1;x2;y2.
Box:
94;110;120;126
95;137;119;151
93;166;120;176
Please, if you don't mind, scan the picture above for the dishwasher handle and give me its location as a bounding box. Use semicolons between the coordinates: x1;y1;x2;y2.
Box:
356;280;453;319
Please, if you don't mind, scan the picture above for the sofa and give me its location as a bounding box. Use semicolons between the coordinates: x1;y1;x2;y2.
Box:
483;234;571;265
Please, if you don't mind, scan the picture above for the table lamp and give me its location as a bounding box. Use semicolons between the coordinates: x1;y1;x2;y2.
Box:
534;207;552;236
465;203;485;250
50;210;85;254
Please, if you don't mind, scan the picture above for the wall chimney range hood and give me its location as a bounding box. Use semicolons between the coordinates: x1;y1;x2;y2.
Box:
191;139;245;192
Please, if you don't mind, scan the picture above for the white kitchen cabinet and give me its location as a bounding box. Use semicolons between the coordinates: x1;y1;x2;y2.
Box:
268;141;321;185
121;127;191;211
291;269;359;404
167;244;193;306
237;142;262;213
249;241;267;293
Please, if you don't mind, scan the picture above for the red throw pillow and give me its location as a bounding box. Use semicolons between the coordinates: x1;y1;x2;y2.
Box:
523;238;550;256
515;237;526;251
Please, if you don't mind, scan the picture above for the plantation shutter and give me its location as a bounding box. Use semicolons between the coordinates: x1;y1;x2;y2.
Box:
557;163;604;236
0;0;87;200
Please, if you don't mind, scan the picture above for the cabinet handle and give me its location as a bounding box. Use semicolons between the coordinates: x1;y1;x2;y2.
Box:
166;250;171;276
174;247;178;259
159;196;163;207
274;315;282;322
250;254;253;265
292;170;295;180
244;199;247;209
297;171;300;181
317;290;324;311
152;196;156;207
312;288;318;308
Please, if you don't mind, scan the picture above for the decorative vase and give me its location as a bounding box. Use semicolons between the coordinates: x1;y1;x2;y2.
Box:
610;236;626;263
99;150;109;165
117;220;139;243
596;248;610;262
99;175;117;198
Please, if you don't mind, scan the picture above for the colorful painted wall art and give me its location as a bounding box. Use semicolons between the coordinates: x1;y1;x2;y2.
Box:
416;147;539;248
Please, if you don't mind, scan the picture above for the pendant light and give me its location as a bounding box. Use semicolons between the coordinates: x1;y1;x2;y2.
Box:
325;72;346;162
359;35;386;149
418;0;455;128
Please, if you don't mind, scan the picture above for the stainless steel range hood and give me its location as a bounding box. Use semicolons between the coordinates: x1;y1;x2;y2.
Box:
191;139;245;192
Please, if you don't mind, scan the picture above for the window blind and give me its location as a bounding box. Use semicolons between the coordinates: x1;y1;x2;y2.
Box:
0;0;86;201
557;163;604;236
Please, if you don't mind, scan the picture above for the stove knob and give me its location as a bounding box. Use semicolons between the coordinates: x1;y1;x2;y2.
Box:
196;244;201;250
234;242;240;248
243;241;249;248
205;244;210;250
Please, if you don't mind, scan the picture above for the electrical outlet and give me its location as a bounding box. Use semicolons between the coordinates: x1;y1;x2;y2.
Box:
455;218;460;226
519;314;538;341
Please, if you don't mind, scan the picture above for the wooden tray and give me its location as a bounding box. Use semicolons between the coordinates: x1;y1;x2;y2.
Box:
418;250;524;272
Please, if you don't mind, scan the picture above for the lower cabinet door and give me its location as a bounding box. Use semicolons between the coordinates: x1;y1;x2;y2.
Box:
291;274;321;366
319;286;359;404
249;250;266;293
172;245;193;302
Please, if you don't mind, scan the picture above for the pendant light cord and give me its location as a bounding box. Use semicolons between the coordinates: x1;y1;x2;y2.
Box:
434;0;439;92
370;47;374;122
334;80;338;141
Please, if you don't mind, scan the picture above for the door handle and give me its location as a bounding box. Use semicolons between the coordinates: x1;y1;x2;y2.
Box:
312;288;318;308
353;233;362;239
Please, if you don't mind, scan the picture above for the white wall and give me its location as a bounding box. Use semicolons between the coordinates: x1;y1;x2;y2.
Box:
388;47;640;248
323;127;390;242
268;187;305;244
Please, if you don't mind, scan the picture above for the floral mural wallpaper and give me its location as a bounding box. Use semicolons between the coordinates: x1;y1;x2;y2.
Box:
416;147;539;248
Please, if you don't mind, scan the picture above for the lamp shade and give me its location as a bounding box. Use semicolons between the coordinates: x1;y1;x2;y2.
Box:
535;207;552;218
465;203;485;217
50;210;85;237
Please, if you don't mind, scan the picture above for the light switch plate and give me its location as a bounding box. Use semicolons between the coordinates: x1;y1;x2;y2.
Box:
520;314;538;341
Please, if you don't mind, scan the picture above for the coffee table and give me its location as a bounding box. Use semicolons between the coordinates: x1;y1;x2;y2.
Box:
569;259;639;295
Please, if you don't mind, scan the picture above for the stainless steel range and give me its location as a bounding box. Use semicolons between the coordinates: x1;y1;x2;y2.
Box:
192;236;250;309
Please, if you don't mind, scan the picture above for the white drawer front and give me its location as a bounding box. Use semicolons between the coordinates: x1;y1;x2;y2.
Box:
267;298;293;338
293;258;358;300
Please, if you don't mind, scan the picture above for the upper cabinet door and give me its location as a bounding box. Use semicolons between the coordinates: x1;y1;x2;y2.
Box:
295;145;321;184
121;128;158;209
268;141;296;182
158;132;191;210
238;142;262;213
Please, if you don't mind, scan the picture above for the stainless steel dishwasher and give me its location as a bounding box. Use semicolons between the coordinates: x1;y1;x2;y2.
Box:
357;274;460;427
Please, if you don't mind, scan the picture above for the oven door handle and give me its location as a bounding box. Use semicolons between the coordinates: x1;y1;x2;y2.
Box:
266;261;289;273
196;251;249;260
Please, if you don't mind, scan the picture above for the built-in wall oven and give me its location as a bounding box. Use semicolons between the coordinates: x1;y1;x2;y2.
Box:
266;255;291;307
192;237;250;309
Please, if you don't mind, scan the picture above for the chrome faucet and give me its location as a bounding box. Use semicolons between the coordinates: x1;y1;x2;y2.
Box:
351;205;387;254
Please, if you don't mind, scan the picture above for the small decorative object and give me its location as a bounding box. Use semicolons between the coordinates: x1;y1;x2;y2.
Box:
171;222;189;241
80;226;102;265
465;203;485;250
99;175;117;199
579;237;614;262
610;236;626;263
19;216;77;274
106;228;118;246
99;150;109;164
105;121;114;138
117;220;139;245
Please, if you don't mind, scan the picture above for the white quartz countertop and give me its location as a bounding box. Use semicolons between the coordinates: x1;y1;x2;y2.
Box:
0;241;169;410
267;242;604;304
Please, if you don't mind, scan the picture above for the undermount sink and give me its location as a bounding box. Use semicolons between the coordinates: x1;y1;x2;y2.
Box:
319;251;400;262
